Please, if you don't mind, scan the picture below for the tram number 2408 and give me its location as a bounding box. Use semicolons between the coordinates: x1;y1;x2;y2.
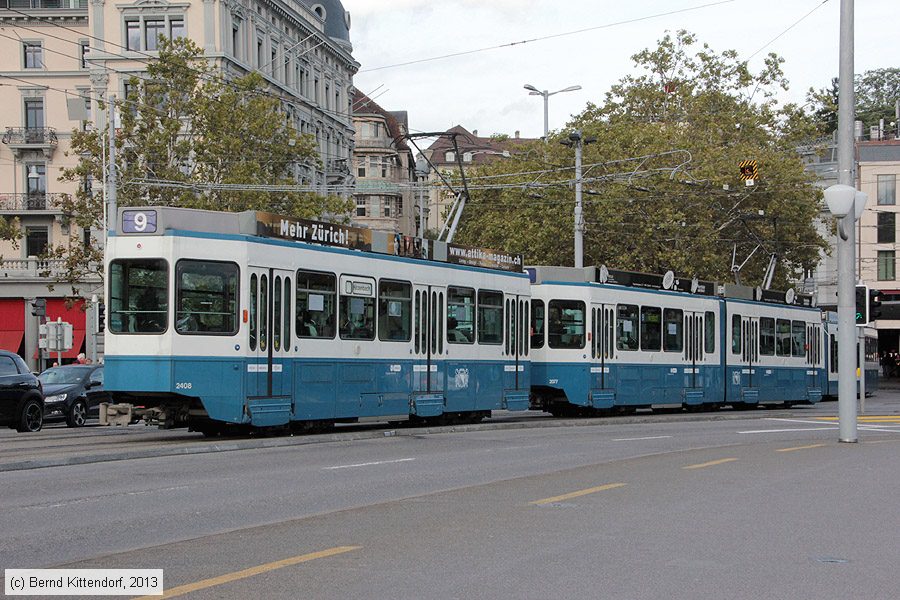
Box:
176;382;193;390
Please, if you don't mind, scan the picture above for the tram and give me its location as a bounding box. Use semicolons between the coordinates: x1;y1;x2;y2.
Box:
102;207;531;433
822;316;879;398
528;266;825;414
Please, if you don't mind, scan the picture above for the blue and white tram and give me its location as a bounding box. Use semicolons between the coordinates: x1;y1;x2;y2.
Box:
528;266;824;414
103;207;531;432
822;317;879;398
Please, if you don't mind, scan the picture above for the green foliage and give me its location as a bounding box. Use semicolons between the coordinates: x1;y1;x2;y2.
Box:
807;68;900;135
455;30;826;288
47;37;351;292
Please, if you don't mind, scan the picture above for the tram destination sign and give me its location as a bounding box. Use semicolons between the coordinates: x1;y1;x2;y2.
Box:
254;212;523;273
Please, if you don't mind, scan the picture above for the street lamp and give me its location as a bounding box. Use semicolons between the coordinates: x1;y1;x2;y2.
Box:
524;83;581;142
825;184;869;443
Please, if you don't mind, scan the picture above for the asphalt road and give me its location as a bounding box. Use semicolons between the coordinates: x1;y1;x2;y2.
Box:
2;392;899;599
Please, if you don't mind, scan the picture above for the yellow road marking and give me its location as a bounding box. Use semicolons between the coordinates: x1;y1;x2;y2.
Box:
777;443;826;453
816;416;900;422
530;483;627;505
134;545;361;600
682;458;738;470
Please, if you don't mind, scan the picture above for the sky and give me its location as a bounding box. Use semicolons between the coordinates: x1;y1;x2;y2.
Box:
341;0;898;141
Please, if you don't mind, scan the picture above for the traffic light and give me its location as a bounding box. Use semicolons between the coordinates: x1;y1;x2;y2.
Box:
855;284;868;325
97;302;105;333
869;289;883;321
31;298;46;317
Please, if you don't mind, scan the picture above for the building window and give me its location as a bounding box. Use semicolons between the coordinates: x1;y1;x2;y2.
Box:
356;198;366;217
25;226;48;257
126;21;140;51
126;17;183;52
445;151;455;162
80;41;90;69
463;152;472;162
256;35;264;68
25;164;46;204
878;212;896;244
169;18;185;39
145;19;165;51
357;158;366;178
231;18;242;60
24;99;44;130
878;250;896;281
383;198;392;218
878;175;897;206
23;42;43;69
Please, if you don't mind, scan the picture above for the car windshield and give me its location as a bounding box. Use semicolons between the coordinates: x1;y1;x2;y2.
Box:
39;367;89;385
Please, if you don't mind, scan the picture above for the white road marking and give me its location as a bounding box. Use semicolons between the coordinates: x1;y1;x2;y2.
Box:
22;485;191;510
611;436;673;442
739;427;838;434
324;458;416;470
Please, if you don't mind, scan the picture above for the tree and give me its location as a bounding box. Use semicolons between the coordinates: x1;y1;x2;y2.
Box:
44;37;351;294
455;30;826;289
807;68;900;135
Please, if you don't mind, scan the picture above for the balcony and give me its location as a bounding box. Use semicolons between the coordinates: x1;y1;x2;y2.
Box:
325;158;350;185
2;127;58;159
0;192;68;213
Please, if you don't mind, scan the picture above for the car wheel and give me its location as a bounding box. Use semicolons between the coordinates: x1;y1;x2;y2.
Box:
16;398;43;433
67;399;87;428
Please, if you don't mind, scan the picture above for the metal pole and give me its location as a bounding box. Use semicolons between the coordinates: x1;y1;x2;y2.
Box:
107;95;117;235
542;91;549;143
836;0;857;442
574;132;584;269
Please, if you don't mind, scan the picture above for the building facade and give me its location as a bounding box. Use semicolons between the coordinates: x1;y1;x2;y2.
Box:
0;0;357;369
351;90;415;235
857;139;900;350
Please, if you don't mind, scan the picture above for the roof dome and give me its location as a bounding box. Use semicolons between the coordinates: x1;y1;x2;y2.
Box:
304;0;352;52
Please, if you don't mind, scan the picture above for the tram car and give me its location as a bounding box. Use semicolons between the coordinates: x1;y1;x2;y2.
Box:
822;316;879;398
528;266;825;414
102;207;531;433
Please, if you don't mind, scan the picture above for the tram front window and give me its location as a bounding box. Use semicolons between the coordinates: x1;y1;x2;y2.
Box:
109;259;168;333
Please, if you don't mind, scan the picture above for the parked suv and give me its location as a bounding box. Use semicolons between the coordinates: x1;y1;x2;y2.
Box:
0;350;43;432
39;364;107;427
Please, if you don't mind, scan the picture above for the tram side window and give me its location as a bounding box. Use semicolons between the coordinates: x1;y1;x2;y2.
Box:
175;260;239;335
109;259;168;334
615;304;638;351
775;319;791;356
704;311;716;354
547;299;585;349
791;321;806;357
477;290;503;344
759;317;775;356
296;270;336;338
640;306;661;351
663;308;683;352
340;280;375;340
530;299;545;349
378;280;412;342
447;287;475;344
731;314;742;354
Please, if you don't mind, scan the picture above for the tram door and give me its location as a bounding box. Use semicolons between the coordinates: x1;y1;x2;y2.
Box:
806;322;822;390
413;285;444;394
684;312;705;389
737;316;759;399
505;296;529;392
591;303;616;395
247;267;293;403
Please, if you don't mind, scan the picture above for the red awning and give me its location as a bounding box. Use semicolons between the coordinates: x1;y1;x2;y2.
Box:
0;330;23;353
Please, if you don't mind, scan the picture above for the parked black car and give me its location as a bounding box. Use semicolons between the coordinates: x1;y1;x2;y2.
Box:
39;364;107;427
0;350;43;432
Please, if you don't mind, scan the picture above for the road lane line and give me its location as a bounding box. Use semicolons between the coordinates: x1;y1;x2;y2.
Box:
134;546;361;600
739;427;838;434
776;443;826;452
324;458;415;470
530;483;627;505
611;436;673;442
682;458;738;470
